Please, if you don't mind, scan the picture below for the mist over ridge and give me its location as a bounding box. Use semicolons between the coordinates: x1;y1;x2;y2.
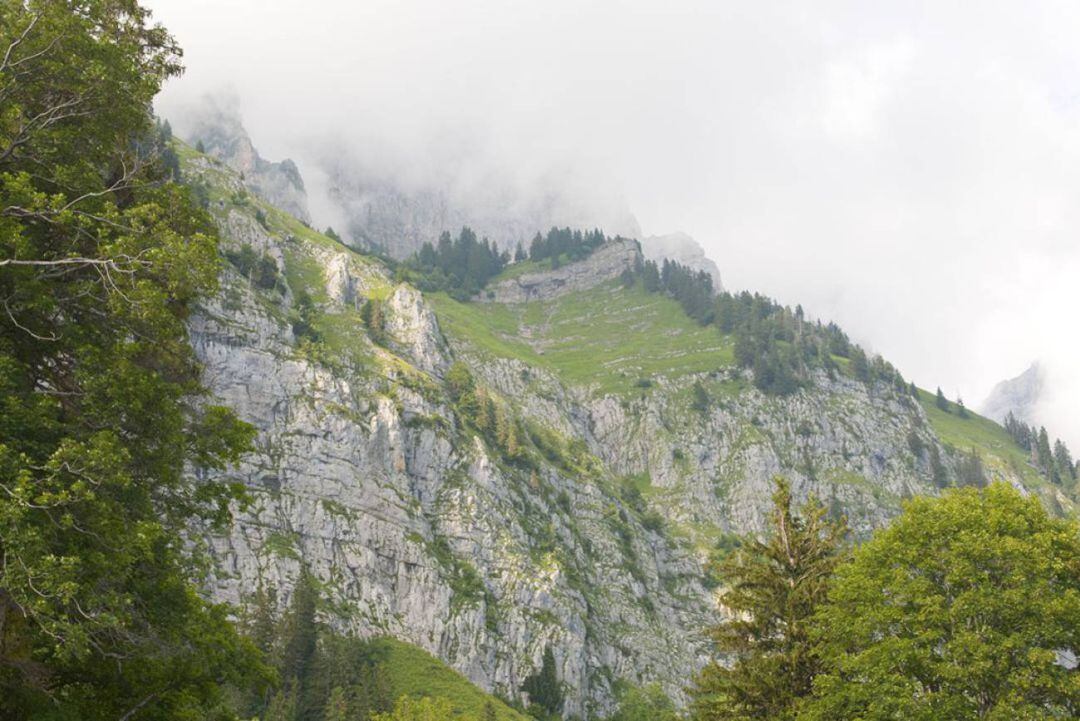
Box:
148;0;1080;448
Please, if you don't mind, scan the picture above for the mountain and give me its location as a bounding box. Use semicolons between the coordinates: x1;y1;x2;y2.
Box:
178;103;720;287
640;232;722;290
182;98;312;224
980;362;1043;424
314;147;643;260
174;138;1070;717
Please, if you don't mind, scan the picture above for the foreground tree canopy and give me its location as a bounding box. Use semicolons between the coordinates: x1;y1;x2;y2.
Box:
804;484;1080;721
0;1;266;718
693;481;1080;721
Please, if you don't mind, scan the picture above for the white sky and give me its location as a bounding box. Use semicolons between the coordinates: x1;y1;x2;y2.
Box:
146;0;1080;447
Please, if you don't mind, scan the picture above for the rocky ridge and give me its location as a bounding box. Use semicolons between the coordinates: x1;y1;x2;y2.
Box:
640;232;723;291
183;99;311;223
482;238;641;304
980;361;1043;424
178;140;1068;719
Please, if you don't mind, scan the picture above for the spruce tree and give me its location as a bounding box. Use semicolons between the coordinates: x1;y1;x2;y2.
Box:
522;645;563;715
691;477;847;721
935;387;949;411
281;568;320;718
849;348;870;383
1037;427;1053;474
324;686;350;721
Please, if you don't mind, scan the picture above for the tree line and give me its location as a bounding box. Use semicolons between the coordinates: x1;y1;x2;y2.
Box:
404;226;609;299
406;227;510;299
1003;411;1078;488
625;258;909;396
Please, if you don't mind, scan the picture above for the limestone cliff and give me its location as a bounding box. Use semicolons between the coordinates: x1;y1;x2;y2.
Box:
179;143;1068;718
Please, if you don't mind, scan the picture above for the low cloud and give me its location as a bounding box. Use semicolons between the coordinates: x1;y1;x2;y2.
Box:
148;0;1080;446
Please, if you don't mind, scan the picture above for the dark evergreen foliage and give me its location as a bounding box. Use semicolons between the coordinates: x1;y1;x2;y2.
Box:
1003;412;1077;489
627;258;910;396
691;477;847;720
406;226;508;299
528;227;605;264
522;646;563;716
405;226;609;300
238;573;395;721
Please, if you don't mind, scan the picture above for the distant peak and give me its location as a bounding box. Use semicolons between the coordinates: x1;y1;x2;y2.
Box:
641;232;722;290
979;361;1043;423
179;96;311;223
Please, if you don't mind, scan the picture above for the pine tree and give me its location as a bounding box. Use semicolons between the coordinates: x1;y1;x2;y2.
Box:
691;477;847;721
929;444;949;488
280;569;320;718
1037;427;1053;474
522;646;563;715
956;397;969;418
1054;440;1076;485
849;348;870;383
935;387;949;411
264;688;298;721
692;380;711;414
324;686;350;721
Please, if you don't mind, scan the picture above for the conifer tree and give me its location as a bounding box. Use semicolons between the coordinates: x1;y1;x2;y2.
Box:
935;387;949;411
1037;427;1053;472
691;477;847;721
1054;439;1076;485
692;380;712;413
281;568;320;719
849;348;870;382
323;686;350;721
522;646;563;715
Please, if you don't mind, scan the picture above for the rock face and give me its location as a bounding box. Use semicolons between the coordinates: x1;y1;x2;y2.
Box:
182;150;1057;719
183;99;311;223
313;153;643;259
483;239;641;304
640;232;723;291
980;362;1043;423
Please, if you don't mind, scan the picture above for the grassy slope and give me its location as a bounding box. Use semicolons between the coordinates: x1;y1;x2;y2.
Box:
916;389;1045;487
178;139;397;368
431;282;734;395
433;267;1068;506
181;137;1064;504
370;637;529;721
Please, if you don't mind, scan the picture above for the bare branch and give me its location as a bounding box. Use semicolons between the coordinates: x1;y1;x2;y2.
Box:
0;12;42;75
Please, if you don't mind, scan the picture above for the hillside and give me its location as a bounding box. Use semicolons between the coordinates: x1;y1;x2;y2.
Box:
177;140;1073;717
370;638;529;721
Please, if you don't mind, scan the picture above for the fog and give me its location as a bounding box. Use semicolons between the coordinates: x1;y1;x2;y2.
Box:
146;0;1080;447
